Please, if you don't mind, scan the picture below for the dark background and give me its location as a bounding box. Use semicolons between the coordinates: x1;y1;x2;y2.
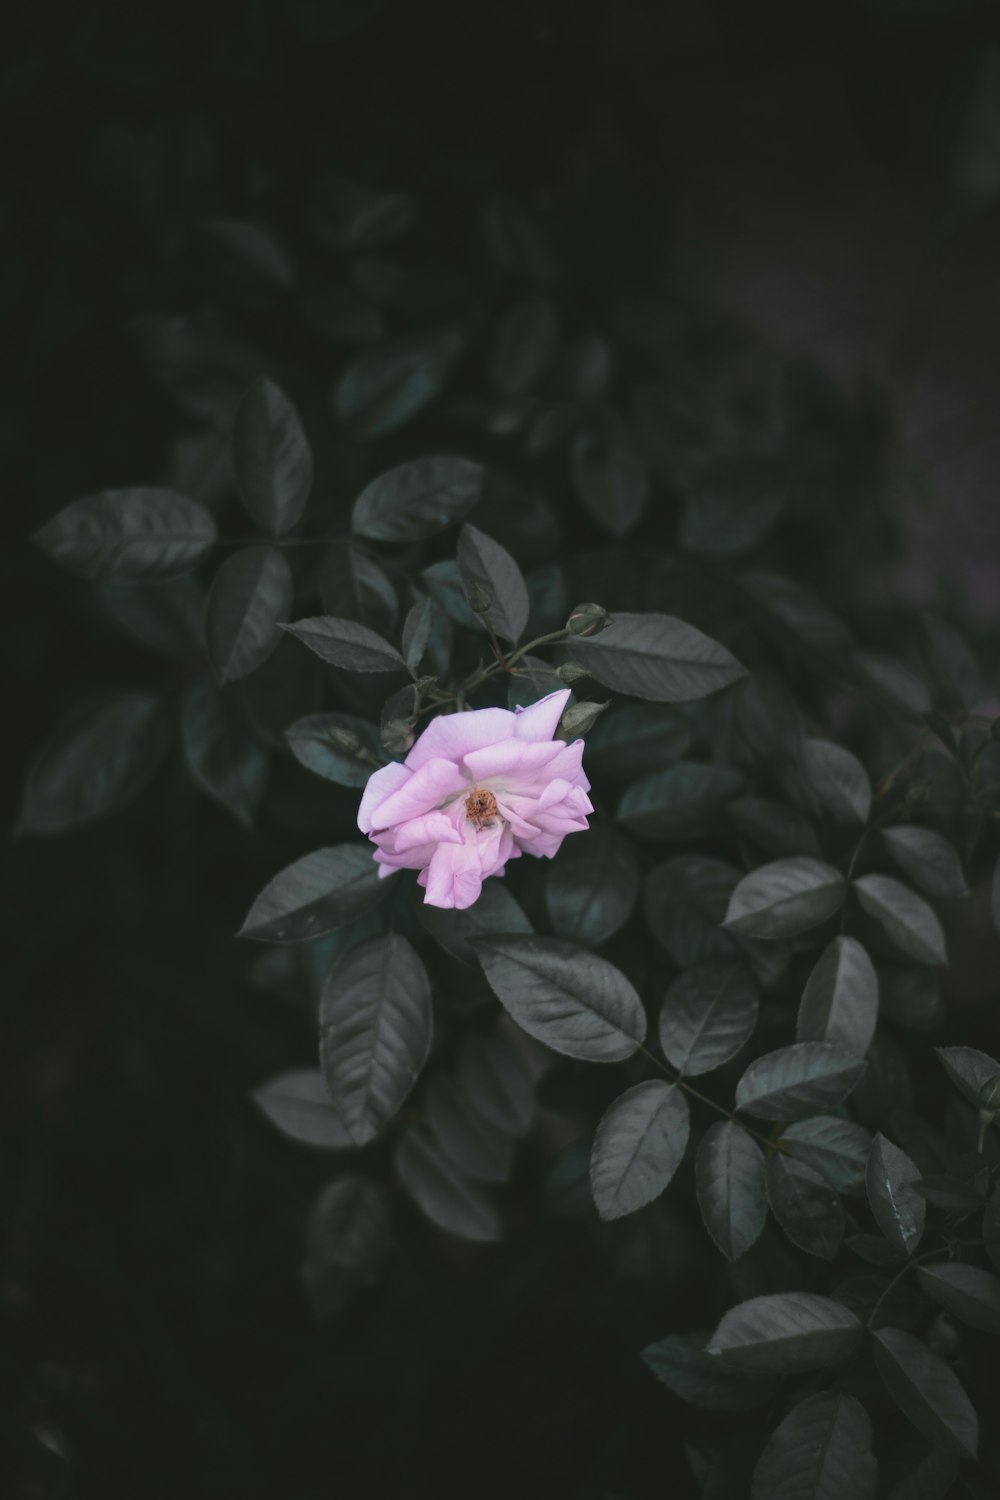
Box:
5;1;1000;1496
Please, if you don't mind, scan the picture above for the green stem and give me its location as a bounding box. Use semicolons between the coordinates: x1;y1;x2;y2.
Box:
638;1044;778;1152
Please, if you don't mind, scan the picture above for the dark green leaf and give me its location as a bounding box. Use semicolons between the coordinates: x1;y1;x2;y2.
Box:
781;1117;872;1195
884;1446;959;1500
916;1263;1000;1334
740;570;854;658
206;545;292;683
474;935;646;1063
878;967;944;1032
659;961;758;1076
424;1074;515;1183
854;651;932;717
546;823;640;945
936;1045;1000;1110
724;858;846;939
279;615;405;672
232;377;313;534
179;675;267;827
401;595;433;672
482;191;553;280
351;456;484;542
420;878;533;965
457;523;529;644
97;574;205;658
590;1081;689;1220
735;1043;866;1121
395;1128;501;1243
320;933;432;1146
309;180;413;250
333;329;463;438
750;1392;876;1500
421;558;486;633
881;827;968;900
570;416;647;537
252;1068;351;1149
617;763;743;842
801;737;871;825
846;1234;906;1267
239;845;387;943
567;612;747;702
320;544;397;636
642;1332;777;1411
730;795;821;859
867;1134;925;1256
797;935;878;1054
707;1292;862;1373
33;488;217;581
285;712;385;787
983;1191;1000;1272
767;1154;844;1260
456;1035;534;1138
300;1177;393;1318
584;703;693;780
922;615;982;715
681;461;786;560
872;1327;978;1459
695;1121;767;1261
854;875;947;965
491;298;557;396
643;856;740;966
19;693;170;834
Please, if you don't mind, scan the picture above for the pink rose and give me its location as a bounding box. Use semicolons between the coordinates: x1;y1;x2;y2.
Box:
357;689;593;910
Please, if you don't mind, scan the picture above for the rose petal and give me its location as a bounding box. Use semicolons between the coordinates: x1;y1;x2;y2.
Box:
512;688;571;742
357;760;411;834
367;757;467;831
404;706;516;771
463;737;565;785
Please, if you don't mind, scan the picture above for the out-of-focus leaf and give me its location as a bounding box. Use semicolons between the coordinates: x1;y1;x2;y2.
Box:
33;488;217;581
286;712;385;787
206;545;293;683
352;456;484;542
854;876;947;965
19;693;170;834
252;1068;351;1149
333;329;463;438
320;544;398;636
800;737;871;825
881;827;968;900
570;415;647;537
546;823;640;945
97;575;205;658
643;856;740;966
872;1327;978;1459
491;298;557;396
232;377;313;534
180;674;267;828
617;763;743;842
395;1128;501;1243
300;1176;393;1318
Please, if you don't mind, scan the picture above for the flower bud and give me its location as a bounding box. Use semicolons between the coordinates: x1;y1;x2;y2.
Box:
556;699;609;740
566;602;608;637
381;719;415;755
467;583;493;615
556;660;592;685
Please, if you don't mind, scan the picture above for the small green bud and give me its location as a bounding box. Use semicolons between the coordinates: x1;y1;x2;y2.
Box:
328;726;364;755
556;699;609;740
566;602;608;637
556;660;592;685
381;719;415;755
978;1075;1000;1113
467;583;493;615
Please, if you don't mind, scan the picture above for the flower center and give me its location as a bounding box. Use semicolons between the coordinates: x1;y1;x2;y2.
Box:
465;788;498;830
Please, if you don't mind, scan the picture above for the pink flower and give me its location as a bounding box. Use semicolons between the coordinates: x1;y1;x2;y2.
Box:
357;689;593;910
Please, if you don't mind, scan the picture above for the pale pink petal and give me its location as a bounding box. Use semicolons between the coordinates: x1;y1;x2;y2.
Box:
404;707;516;770
357;761;411;833
423;841;483;909
512;689;571;742
392;812;463;853
367;757;467;831
537;777;573;812
463;737;565;785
